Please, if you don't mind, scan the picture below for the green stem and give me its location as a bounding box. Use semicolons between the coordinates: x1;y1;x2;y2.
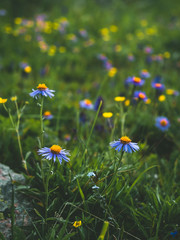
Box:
103;151;124;195
40;97;44;148
82;101;102;166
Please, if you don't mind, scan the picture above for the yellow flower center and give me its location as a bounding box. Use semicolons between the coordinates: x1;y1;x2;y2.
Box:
142;69;147;72
37;83;48;90
160;119;168;126
133;77;141;83
84;99;92;105
120;136;132;144
44;111;51;116
50;145;62;154
139;93;146;99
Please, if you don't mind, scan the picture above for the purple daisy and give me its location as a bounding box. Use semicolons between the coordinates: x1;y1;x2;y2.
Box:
110;136;139;153
38;145;70;164
80;99;94;109
126;76;145;86
155;117;170;131
133;91;148;102
30;83;55;99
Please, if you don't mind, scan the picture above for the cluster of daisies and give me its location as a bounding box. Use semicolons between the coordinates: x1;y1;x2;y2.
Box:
29;83;141;166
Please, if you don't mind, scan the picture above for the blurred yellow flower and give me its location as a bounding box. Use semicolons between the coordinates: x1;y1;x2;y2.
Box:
24;34;32;41
110;25;118;32
140;19;148;27
115;45;122;52
124;100;130;106
108;67;117;77
166;89;174;95
102;112;113;118
48;46;56;56
164;52;170;59
14;17;22;25
146;27;157;35
5;26;12;34
11;96;17;101
73;221;82;228
114;96;126;102
24;66;32;73
59;46;66;53
158;95;166;102
145;99;151;104
100;28;109;36
0;98;7;104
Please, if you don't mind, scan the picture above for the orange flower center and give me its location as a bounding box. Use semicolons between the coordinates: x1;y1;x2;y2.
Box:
44;111;51;116
50;145;62;154
84;99;92;105
120;136;132;144
37;83;47;90
139;93;146;99
160;119;168;126
155;83;162;88
133;77;141;83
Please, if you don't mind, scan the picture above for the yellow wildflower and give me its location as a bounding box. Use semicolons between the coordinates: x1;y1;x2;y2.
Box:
11;96;17;101
114;96;126;102
73;221;82;228
0;98;7;103
102;112;113;118
158;95;166;102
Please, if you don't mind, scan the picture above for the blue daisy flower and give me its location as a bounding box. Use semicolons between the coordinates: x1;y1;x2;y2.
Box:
133;91;148;102
151;82;165;92
79;99;94;109
43;111;53;120
110;136;140;153
126;76;145;86
38;145;70;164
155;116;170;131
30;83;55;99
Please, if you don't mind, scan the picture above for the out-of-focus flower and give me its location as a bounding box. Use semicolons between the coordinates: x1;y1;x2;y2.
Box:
110;25;118;32
158;95;166;102
114;96;126;102
145;98;151;104
108;67;117;77
126;76;145;86
152;82;165;92
140;69;150;78
166;89;179;96
133;91;147;102
87;172;96;177
155;117;170;131
38;145;70;163
0;9;7;16
127;54;135;61
11;96;17;101
79;99;93;109
59;46;66;53
30;83;55;99
73;221;82;228
64;134;71;141
110;136;139;153
24;65;32;73
94;96;104;112
124;99;130;106
102;112;113;118
144;46;153;54
0;98;7;103
14;17;22;25
115;45;122;52
170;230;178;237
164;52;171;59
43;111;53;120
92;185;99;189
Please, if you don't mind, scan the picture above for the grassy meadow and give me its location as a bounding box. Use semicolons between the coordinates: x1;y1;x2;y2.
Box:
0;0;180;239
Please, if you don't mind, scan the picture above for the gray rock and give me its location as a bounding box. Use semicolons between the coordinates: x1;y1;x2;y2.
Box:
0;163;31;239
